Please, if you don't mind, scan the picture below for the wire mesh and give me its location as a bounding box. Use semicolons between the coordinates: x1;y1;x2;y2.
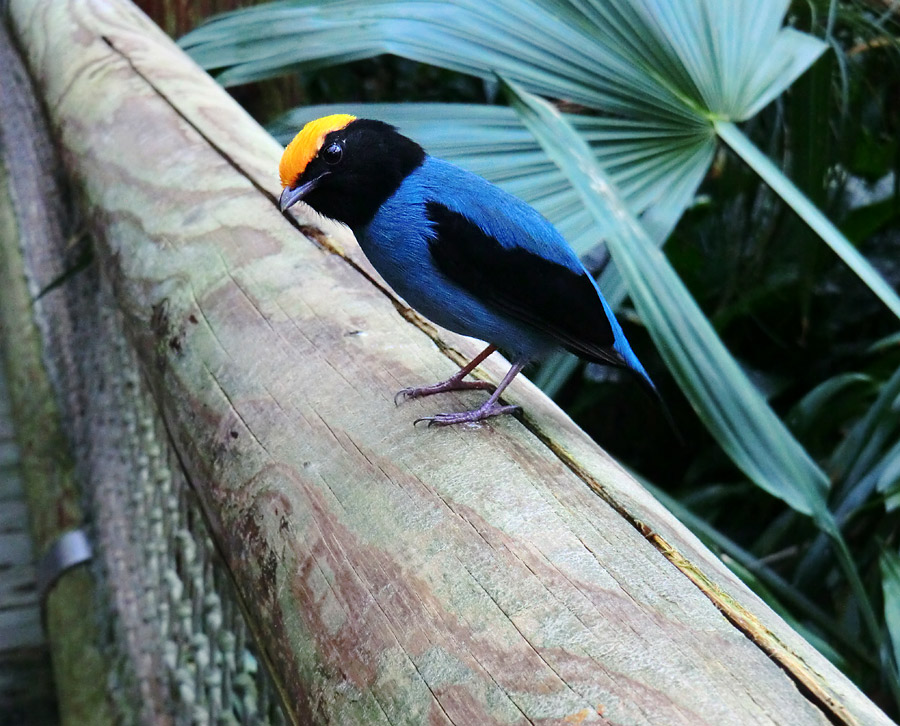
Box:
1;7;288;718
28;235;287;725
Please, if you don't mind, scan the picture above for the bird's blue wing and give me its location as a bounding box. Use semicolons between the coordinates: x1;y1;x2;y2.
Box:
395;157;654;384
417;158;586;273
423;198;625;368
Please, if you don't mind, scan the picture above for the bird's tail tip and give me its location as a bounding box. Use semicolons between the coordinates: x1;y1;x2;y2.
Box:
633;371;685;447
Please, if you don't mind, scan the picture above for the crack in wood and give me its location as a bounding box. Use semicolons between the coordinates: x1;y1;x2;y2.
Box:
530;428;854;726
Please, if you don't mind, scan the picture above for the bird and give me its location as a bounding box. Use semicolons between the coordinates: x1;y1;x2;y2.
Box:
278;113;659;427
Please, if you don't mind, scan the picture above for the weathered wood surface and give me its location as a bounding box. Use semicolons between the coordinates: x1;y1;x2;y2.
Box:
7;0;893;724
0;14;114;725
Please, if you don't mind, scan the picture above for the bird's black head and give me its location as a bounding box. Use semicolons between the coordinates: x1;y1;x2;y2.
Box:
279;115;425;232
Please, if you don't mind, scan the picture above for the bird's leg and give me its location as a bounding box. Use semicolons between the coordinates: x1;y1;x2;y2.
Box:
395;344;497;405
415;360;525;427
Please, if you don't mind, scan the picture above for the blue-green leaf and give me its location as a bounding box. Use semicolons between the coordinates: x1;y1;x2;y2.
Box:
880;549;900;687
716;121;900;322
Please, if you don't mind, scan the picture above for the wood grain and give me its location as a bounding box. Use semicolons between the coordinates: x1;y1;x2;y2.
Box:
6;1;893;724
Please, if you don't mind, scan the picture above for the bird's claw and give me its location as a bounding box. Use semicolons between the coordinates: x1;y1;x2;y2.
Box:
395;379;495;406
413;403;521;427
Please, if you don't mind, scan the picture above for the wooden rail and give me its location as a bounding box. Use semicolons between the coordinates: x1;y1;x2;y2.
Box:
5;0;894;723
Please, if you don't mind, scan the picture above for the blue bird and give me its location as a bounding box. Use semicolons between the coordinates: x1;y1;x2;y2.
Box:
279;114;658;426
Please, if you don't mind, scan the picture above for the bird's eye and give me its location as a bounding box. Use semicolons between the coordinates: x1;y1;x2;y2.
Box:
321;142;343;165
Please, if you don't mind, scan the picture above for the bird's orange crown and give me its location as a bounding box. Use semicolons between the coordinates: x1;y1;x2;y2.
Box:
279;114;356;188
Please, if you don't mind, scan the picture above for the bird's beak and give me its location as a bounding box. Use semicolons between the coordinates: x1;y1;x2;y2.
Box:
279;171;329;212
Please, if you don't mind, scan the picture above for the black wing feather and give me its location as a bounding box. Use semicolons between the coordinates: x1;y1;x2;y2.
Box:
426;202;622;365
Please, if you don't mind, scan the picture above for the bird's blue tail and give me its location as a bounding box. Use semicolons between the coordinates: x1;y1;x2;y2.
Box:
594;283;682;444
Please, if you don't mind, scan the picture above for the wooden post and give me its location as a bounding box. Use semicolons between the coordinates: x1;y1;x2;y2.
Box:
6;0;893;724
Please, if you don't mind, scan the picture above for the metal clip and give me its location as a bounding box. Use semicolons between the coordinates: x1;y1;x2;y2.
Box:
36;529;93;611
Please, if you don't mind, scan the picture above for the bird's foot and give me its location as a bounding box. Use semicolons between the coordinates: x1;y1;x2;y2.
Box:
414;402;521;427
394;378;495;405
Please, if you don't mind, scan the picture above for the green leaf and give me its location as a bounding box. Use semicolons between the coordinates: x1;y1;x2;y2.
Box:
793;366;900;587
869;332;900;356
880;549;900;687
716;121;900;322
532;350;581;397
876;440;900;512
786;372;874;446
830;365;900;493
183;0;826;124
842;197;900;245
503;79;832;522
